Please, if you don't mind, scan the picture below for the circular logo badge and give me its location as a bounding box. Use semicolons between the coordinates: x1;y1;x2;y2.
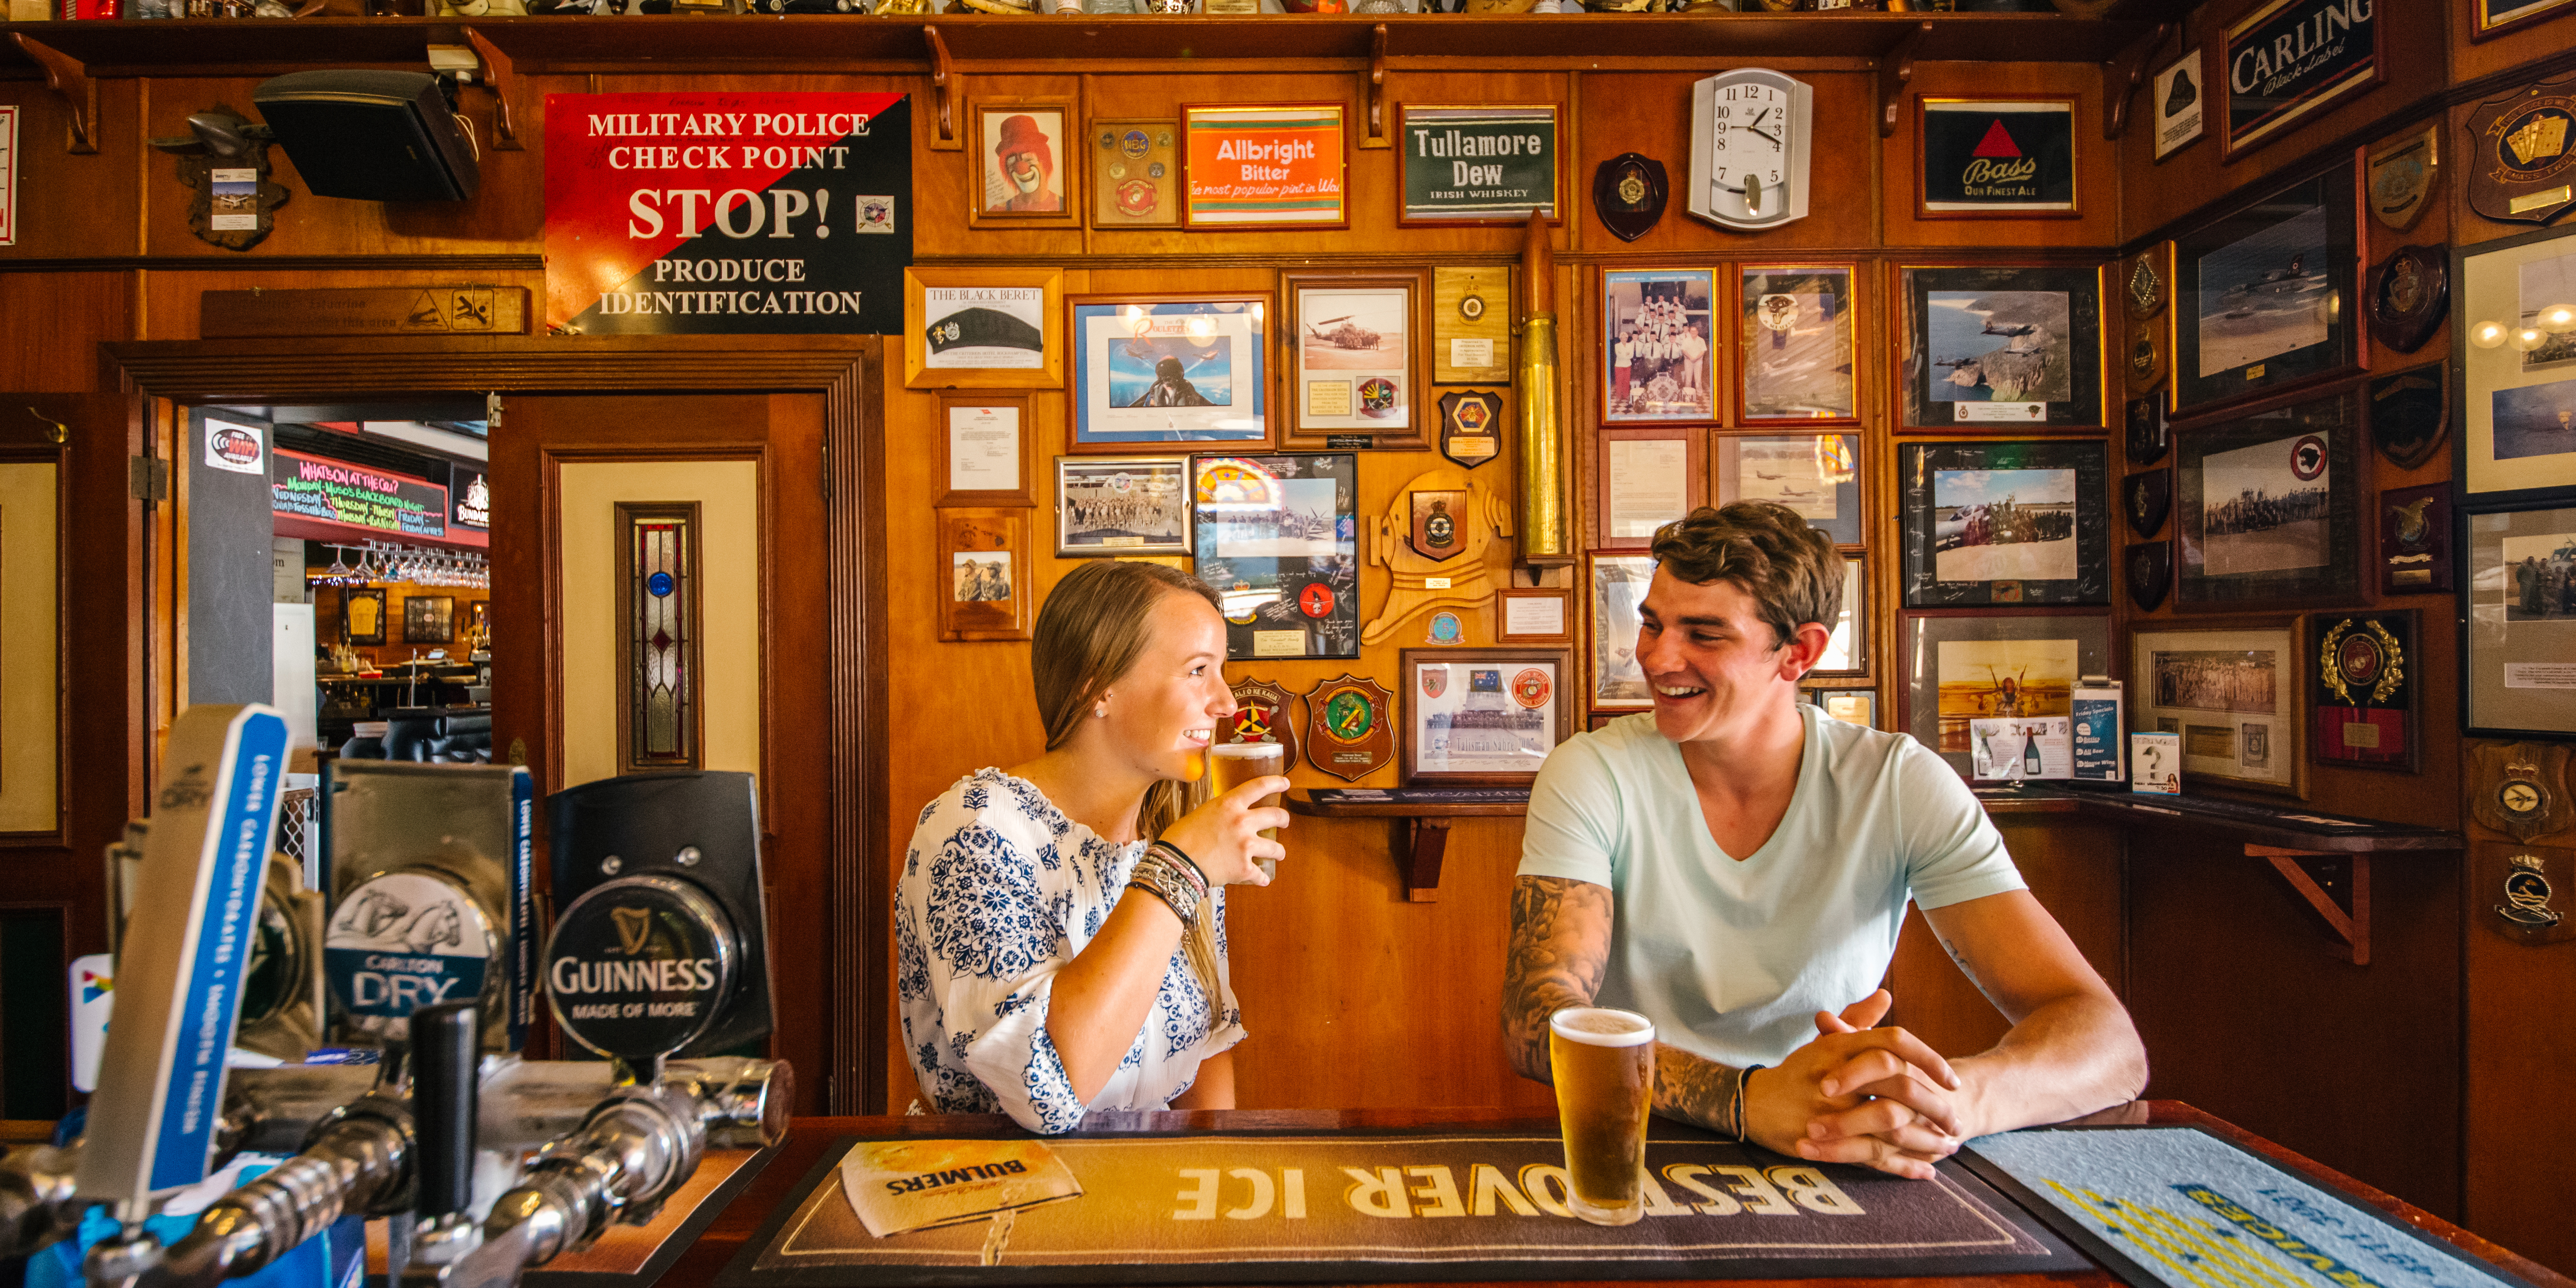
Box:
1511;667;1552;709
1147;161;1167;179
1320;689;1375;742
1156;130;1174;148
1299;581;1335;618
2498;106;2576;177
209;426;263;468
1121;129;1150;159
1359;378;1398;418
1108;161;1128;180
1617;171;1647;206
545;874;739;1062
2289;435;2327;481
1428;611;1463;644
1758;293;1800;333
1117;179;1159;217
1098;129;1118;150
1459;294;1486;321
325;869;498;1026
2336;632;2384;688
2502;780;2544;818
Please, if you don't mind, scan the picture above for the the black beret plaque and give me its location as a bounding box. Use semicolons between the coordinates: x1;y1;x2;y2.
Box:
1592;153;1667;244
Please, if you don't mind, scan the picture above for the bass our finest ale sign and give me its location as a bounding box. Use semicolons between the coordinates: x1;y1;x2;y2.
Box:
2222;0;2381;157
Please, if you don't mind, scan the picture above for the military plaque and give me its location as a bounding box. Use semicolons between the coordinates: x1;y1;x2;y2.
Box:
2151;52;2204;161
1303;674;1395;782
1433;266;1513;385
1090;118;1179;228
2124;244;2169;320
2478;842;2575;946
2311;611;2415;770
2470;73;2576;226
2128;319;2167;389
2366;244;2448;355
1591;152;1667;244
2126;393;2170;466
2365;122;2439;232
2472;741;2571;842
1399;104;1559;226
2123;469;2171;538
2127;540;2174;611
2377;482;2451;594
1224;676;1302;773
2366;364;2447;469
1409;489;1470;563
1439;390;1503;470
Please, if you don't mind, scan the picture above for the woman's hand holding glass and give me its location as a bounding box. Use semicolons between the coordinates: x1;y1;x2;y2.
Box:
1162;776;1292;886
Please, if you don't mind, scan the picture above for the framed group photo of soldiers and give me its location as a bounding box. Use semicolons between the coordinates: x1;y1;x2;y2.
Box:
1053;455;1189;558
1899;439;2111;608
2130;621;2303;795
2174;391;2361;607
2464;501;2576;738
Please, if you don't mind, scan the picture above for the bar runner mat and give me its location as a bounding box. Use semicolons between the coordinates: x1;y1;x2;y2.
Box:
716;1127;2084;1285
1308;788;1531;805
1959;1127;2540;1288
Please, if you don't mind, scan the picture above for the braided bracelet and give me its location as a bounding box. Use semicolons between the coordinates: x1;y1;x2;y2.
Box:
1728;1064;1766;1143
1126;846;1204;926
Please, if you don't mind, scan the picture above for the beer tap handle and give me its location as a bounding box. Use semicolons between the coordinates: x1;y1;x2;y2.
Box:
411;1002;482;1264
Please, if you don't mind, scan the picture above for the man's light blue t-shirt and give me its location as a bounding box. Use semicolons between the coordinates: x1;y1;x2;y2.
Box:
1516;703;2025;1069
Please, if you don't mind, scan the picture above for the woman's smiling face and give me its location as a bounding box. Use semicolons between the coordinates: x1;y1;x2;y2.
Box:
1100;590;1237;782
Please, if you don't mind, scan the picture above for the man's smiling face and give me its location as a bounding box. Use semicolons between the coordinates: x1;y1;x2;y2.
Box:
1632;566;1813;747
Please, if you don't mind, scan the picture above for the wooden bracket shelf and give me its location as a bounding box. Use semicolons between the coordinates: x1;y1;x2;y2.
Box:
10;33;98;155
1286;789;1527;904
2249;845;2371;966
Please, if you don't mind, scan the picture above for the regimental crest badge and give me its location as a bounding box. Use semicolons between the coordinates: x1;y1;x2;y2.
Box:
2366;244;2449;355
1225;676;1301;773
2126;393;2170;466
2476;841;2575;945
1409;489;1470;563
1592;153;1668;243
2473;741;2572;842
2377;481;2452;595
2365;122;2440;232
2367;365;2449;470
2127;540;2173;611
1420;668;1448;700
2470;73;2576;226
2125;247;2168;320
1302;673;1395;782
2123;470;2171;538
1439;390;1503;470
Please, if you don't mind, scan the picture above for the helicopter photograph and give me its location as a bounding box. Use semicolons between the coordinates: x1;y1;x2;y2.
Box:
1297;289;1409;370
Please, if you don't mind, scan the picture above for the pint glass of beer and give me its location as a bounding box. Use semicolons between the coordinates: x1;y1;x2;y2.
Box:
1548;1006;1656;1226
1205;742;1285;880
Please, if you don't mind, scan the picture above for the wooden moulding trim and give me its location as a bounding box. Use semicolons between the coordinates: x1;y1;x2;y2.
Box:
0;256;546;274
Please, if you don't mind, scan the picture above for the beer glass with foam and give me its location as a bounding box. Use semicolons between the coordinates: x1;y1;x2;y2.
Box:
1548;1006;1656;1225
1205;742;1285;880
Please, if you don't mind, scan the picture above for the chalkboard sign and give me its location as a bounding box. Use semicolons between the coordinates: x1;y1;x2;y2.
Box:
271;447;449;541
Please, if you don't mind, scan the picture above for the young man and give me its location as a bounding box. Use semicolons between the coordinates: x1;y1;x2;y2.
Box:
1503;503;2146;1179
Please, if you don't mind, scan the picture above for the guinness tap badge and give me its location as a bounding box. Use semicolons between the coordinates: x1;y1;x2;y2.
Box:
545;874;739;1062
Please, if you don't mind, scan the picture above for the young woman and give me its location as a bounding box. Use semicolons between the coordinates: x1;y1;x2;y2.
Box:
898;560;1290;1132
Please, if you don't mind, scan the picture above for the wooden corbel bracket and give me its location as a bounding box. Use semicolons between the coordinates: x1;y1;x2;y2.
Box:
2103;23;2174;142
461;29;524;152
2249;845;2371;966
12;34;99;155
1876;21;1933;140
925;25;961;151
1361;24;1390;150
1393;817;1451;903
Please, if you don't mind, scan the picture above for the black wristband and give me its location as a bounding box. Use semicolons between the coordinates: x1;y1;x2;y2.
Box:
1149;838;1208;886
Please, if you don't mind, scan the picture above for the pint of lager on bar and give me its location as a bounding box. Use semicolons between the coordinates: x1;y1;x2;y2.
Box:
1205;742;1285;880
1548;1006;1656;1225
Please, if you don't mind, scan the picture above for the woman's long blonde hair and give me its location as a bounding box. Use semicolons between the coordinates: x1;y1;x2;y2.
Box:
1032;560;1226;989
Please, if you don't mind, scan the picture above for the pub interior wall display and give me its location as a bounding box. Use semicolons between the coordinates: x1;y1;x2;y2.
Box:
2219;0;2381;161
1897;264;2105;430
1089;117;1179;229
1597;428;1703;551
2175;391;2361;607
1593;152;1669;244
1814;553;1870;678
1687;68;1813;231
2466;71;2576;226
2131;621;2305;796
1181;101;1348;230
2365;243;2449;356
935;391;1035;508
2127;391;2172;466
2124;468;2172;538
2475;0;2576;41
2152;50;2206;162
1916;98;2078;219
2378;481;2453;594
1494;587;1573;647
1190;452;1359;661
1603;267;1718;425
1283;270;1429;450
1900;609;2113;779
939;507;1033;644
1396;103;1560;228
1362;465;1512;646
1714;433;1861;546
1587;552;1656;713
1899;439;2111;608
969;98;1079;229
2365;121;2440;233
1400;647;1571;786
2128;539;2176;610
1432;266;1514;386
1054;454;1189;558
343;587;387;646
2310;609;2417;772
2455;225;2576;504
403;594;456;644
2172;161;2361;416
1739;266;1857;423
1304;673;1395;783
1808;686;1879;729
903;266;1064;391
2366;363;2448;470
2465;502;2576;738
1438;390;1504;470
1068;293;1270;453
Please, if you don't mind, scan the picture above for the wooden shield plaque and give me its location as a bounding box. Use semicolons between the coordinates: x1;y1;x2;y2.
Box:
1303;674;1394;782
2123;470;2172;538
2365;122;2439;232
1438;390;1503;470
1591;153;1667;244
1224;676;1301;772
2365;245;2448;355
2472;740;2573;842
1409;489;1471;563
2126;393;2170;466
2366;365;2448;469
2469;73;2576;226
2127;540;2173;611
2378;482;2452;594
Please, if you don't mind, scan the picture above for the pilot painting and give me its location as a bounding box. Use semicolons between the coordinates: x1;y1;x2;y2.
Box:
1900;264;2102;429
1072;296;1271;449
2174;162;2358;414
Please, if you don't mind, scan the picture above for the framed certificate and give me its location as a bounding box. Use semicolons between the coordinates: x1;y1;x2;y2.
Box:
1495;588;1573;646
936;392;1034;507
1597;429;1702;551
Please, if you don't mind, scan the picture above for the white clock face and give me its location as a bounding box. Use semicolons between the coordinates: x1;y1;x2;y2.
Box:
1707;80;1792;220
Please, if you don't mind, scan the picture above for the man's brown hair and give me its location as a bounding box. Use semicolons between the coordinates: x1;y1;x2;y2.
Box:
1647;502;1843;648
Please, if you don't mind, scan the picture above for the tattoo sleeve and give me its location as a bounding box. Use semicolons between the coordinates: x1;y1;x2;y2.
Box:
1650;1044;1744;1134
1500;876;1612;1084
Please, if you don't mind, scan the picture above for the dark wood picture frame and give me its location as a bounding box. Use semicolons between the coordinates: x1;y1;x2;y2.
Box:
1738;264;1859;425
1896;262;2106;431
1280;269;1431;451
967;98;1081;230
2171;161;2363;417
1898;608;2115;779
1596;426;1705;552
2175;390;2362;609
1586;552;1658;713
402;594;456;644
2473;0;2576;42
1398;647;1574;786
611;500;703;773
1899;438;2112;608
1067;292;1274;454
935;391;1037;508
2130;617;2306;797
343;587;387;646
938;507;1035;644
1915;97;2081;221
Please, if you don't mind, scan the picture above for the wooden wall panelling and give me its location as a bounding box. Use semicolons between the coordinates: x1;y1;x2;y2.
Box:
2463;813;2576;1272
133;268;545;341
0;80;142;261
2450;1;2576;90
0;273;134;392
1572;70;1881;259
1880;62;2123;251
1885;814;2128;1058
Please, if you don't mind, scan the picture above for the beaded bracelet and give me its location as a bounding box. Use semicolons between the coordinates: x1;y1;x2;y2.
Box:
1145;839;1209;892
1126;846;1205;926
1728;1064;1765;1143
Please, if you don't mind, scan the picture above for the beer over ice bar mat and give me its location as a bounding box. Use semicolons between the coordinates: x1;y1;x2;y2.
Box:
717;1129;2085;1285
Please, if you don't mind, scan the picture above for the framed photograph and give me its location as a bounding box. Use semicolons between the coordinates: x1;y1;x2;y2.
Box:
1899;439;2111;608
903;266;1064;391
2131;622;2302;795
343;588;387;647
2474;0;2576;40
1496;588;1574;646
2175;391;2360;606
2172;164;2359;415
1739;266;1857;422
1715;433;1860;545
970;99;1077;227
1284;271;1428;449
2465;502;2576;737
2379;482;2452;594
1089;118;1179;229
1397;104;1561;227
1189;453;1358;660
2221;0;2380;159
1815;554;1869;677
1400;648;1572;785
2454;225;2576;504
939;508;1033;643
1807;686;1880;729
1181;103;1348;230
2310;610;2418;772
403;595;455;644
936;393;1034;507
467;601;489;635
1900;610;2113;778
1597;428;1703;551
1898;264;2104;430
1587;553;1656;711
1069;294;1270;452
1054;455;1189;557
1603;268;1718;424
2151;51;2206;161
1916;98;2078;218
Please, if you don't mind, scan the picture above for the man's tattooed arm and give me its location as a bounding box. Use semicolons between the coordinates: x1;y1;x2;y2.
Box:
1500;876;1613;1084
1650;1044;1748;1134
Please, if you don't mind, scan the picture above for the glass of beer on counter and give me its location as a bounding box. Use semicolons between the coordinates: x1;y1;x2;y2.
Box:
1548;1006;1656;1226
1206;741;1286;880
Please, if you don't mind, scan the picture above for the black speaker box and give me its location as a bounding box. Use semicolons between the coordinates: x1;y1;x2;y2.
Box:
252;70;481;202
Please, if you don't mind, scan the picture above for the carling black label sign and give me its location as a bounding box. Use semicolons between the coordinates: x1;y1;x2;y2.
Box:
2224;0;2378;155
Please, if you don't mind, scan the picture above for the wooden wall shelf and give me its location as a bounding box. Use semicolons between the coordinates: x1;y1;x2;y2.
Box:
1289;787;1526;905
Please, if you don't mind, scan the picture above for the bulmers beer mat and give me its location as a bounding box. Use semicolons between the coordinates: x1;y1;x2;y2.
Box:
545;92;912;335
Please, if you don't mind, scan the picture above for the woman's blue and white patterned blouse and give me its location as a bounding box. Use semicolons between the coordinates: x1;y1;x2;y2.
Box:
897;768;1245;1133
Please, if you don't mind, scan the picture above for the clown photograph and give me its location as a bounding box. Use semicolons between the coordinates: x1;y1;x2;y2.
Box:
973;102;1075;224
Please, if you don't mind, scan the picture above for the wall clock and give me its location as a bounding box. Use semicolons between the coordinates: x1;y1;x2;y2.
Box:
1687;69;1813;231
